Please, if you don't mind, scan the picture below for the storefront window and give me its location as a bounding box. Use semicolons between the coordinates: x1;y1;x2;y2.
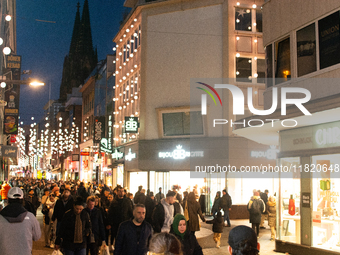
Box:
256;10;262;32
275;37;291;84
318;11;340;70
297;23;316;77
117;165;124;187
130;171;148;194
312;154;340;252
265;44;273;87
257;59;265;84
279;157;301;244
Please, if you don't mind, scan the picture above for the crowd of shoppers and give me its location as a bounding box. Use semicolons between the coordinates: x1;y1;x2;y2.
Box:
0;177;273;254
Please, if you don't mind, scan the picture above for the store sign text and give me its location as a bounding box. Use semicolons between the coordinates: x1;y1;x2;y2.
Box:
125;148;136;161
100;138;112;153
315;127;340;146
251;146;279;160
125;117;139;133
112;149;124;160
159;145;204;160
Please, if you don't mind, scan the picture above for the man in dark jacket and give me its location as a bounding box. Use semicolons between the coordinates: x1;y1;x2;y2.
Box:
114;204;152;255
260;189;269;229
144;192;156;225
107;186;133;244
55;197;92;254
52;186;74;235
220;189;232;227
25;187;41;216
85;196;106;255
77;182;88;202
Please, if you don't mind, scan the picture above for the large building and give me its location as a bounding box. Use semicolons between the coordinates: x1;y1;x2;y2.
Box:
111;0;276;214
234;0;340;253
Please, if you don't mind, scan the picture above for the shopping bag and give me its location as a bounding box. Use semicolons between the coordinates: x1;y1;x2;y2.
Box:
51;250;63;255
100;244;110;255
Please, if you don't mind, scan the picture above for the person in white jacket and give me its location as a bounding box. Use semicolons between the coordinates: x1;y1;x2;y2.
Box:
0;187;41;255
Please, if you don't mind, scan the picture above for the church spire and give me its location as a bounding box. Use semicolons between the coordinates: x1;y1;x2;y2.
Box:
69;2;81;57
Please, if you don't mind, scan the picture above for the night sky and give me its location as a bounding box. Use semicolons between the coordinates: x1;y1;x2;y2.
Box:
16;0;127;124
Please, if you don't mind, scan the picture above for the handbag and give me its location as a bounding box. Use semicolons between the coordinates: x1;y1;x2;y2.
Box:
51;250;63;255
100;244;110;255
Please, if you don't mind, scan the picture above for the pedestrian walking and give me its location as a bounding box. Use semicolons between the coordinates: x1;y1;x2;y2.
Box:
55;197;92;255
267;196;277;241
114;204;153;255
206;211;224;248
155;187;164;204
247;192;265;237
84;196;106;255
170;214;203;255
211;191;221;217
260;189;269;229
186;192;205;234
0;187;41;255
152;190;176;233
220;189;232;227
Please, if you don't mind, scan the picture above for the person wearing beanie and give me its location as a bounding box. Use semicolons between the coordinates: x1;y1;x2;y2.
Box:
170;214;203;255
55;197;92;254
228;225;260;255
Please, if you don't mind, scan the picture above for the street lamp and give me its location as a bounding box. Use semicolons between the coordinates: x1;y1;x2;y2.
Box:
29;81;45;87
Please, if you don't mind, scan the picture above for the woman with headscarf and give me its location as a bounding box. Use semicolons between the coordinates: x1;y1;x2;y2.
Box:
170;214;203;255
186;192;205;234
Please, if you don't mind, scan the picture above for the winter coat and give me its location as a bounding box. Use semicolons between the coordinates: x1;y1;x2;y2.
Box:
0;203;41;255
77;186;88;202
267;200;276;227
24;194;41;216
187;199;205;232
55;209;92;251
170;228;203;255
220;193;232;211
145;196;156;225
260;192;268;213
0;183;11;200
152;198;174;233
155;192;164;204
108;197;133;237
84;207;106;241
206;214;224;233
211;197;221;212
247;196;265;224
52;196;74;222
114;220;153;255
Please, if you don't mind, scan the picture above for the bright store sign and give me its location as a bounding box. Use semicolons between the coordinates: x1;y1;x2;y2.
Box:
112;149;124;160
125;148;136;161
100;138;112;153
125;117;139;133
251;146;279;160
159;145;204;160
315;127;340;146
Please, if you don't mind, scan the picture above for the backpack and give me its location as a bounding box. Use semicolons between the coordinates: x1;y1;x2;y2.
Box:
251;199;262;214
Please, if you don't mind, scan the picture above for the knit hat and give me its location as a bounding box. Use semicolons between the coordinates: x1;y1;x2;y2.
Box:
172;214;187;240
228;225;258;252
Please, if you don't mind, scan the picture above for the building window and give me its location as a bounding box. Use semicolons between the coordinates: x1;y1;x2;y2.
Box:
162;111;203;136
257;59;266;83
235;8;252;31
297;23;316;77
236;57;252;83
318;11;340;70
124;44;127;62
275;37;291;84
256;10;263;32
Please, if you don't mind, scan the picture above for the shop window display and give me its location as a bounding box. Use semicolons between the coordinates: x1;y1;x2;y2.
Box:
312;154;340;252
279;157;301;244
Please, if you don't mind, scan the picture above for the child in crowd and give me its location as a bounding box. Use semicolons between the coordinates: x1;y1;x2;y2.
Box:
206;211;224;248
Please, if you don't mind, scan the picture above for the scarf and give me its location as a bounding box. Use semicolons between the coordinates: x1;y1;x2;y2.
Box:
74;213;83;243
172;214;187;240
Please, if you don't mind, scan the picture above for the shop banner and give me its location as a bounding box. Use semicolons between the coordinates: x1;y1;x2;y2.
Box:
0;145;18;158
94;116;105;143
3;56;21;135
124;117;139;133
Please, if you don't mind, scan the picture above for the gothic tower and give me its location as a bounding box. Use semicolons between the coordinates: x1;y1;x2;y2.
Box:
59;0;98;101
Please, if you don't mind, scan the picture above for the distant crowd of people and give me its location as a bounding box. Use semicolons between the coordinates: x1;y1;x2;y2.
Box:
0;177;273;255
